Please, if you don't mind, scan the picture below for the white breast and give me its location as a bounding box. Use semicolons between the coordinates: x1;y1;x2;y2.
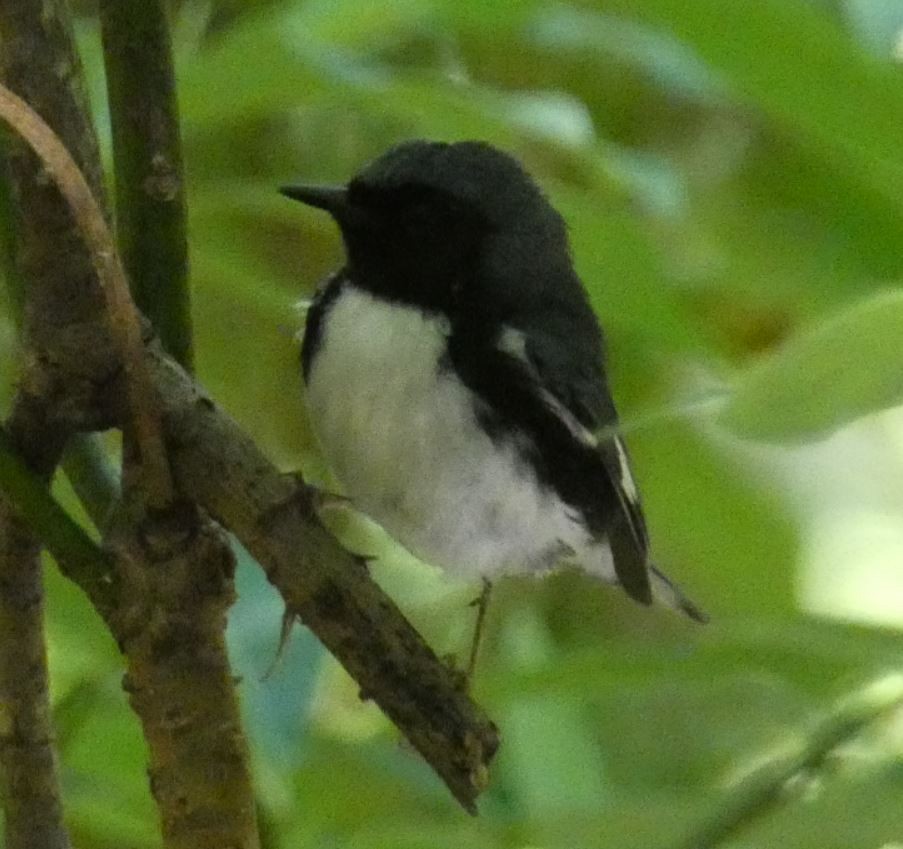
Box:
304;286;608;580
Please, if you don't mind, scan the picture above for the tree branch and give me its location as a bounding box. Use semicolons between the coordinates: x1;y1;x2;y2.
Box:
95;5;259;843
0;0;116;435
1;0;500;818
100;0;192;371
0;425;115;615
108;495;260;849
0;427;70;849
0;6;111;843
0;82;173;510
150;345;500;812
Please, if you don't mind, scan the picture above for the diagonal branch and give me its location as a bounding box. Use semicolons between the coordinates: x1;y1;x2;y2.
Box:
0;426;115;615
150;345;500;812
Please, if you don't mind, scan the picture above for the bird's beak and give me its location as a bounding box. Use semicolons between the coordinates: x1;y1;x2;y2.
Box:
279;183;349;217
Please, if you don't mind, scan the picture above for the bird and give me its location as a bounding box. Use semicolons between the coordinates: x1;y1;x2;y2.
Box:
280;140;705;649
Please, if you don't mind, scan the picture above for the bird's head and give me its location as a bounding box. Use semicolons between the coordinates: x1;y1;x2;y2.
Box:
281;140;569;312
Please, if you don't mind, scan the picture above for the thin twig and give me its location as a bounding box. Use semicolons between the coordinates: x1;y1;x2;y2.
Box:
0;83;173;510
0;427;116;615
671;673;903;849
467;578;492;681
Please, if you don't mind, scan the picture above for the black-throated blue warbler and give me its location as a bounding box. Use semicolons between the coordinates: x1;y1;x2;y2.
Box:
281;140;704;630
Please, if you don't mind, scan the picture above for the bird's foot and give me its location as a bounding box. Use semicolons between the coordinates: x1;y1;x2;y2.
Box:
281;470;351;512
464;578;493;687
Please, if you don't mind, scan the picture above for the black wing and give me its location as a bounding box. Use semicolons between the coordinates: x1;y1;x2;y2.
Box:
447;317;653;606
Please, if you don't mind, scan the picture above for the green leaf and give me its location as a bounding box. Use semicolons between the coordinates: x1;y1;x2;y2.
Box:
599;0;903;207
721;289;903;441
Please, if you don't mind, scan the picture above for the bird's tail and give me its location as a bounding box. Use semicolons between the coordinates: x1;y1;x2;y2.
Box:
648;564;708;623
587;522;708;623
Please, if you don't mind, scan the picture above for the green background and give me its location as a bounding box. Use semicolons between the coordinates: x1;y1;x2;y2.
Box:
2;0;903;846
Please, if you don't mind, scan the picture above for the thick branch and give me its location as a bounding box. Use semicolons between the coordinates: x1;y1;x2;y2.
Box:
0;0;116;432
0;506;69;849
149;345;500;812
108;499;259;849
96;5;256;843
100;0;192;371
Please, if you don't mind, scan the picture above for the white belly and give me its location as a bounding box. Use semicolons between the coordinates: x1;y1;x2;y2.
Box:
304;286;602;580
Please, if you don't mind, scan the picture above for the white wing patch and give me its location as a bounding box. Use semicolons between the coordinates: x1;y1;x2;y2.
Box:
613;436;639;504
496;325;598;448
497;325;643;519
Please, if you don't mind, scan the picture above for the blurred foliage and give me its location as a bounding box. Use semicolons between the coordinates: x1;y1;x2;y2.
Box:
3;0;903;847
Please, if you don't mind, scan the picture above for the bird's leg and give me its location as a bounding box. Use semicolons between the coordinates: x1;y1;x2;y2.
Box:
466;578;493;682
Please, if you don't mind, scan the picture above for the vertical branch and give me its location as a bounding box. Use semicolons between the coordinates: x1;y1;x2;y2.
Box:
109;500;260;849
0;509;69;849
0;83;175;510
0;3;111;846
100;0;193;371
96;3;259;843
0;2;116;407
0;418;70;849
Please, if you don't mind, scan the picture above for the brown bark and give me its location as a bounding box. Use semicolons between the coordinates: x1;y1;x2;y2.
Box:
110;499;259;849
0;440;69;849
0;2;111;846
